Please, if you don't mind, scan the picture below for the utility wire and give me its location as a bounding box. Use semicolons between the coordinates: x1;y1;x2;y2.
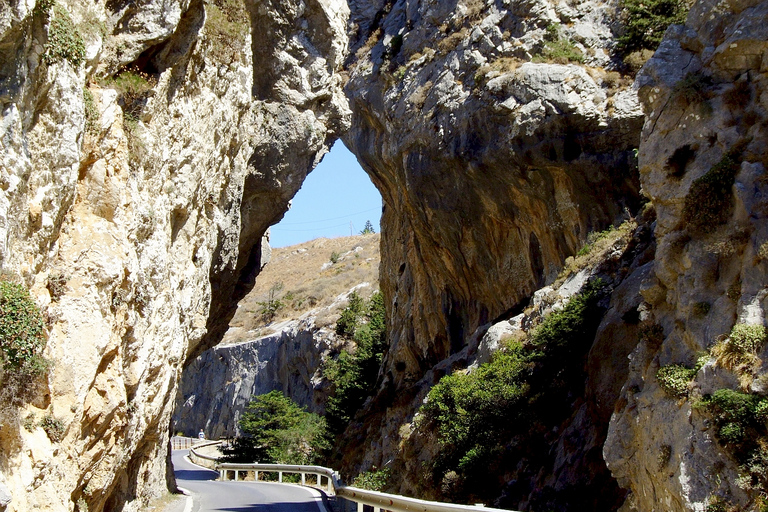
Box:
271;222;352;232
276;207;380;225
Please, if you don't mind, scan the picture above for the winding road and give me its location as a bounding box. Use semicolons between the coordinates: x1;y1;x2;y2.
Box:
172;450;328;512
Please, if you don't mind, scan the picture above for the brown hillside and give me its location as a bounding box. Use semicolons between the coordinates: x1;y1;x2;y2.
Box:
223;233;381;343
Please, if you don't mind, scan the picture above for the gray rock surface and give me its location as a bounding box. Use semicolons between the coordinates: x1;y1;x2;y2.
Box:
173;317;336;440
604;0;768;509
337;0;644;495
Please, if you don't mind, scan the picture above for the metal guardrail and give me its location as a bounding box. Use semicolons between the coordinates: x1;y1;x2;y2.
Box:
188;440;223;469
216;461;515;512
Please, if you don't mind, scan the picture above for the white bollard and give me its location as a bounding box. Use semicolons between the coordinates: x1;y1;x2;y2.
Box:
278;471;283;483
301;473;306;485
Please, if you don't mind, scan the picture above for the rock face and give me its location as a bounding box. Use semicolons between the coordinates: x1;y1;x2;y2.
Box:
337;0;644;492
0;0;349;510
173;318;334;440
343;0;643;404
604;0;768;510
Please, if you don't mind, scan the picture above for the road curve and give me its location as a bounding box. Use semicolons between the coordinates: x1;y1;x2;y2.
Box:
172;450;327;512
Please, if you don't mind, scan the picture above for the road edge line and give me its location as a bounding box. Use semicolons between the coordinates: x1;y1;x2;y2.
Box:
300;485;330;512
176;487;193;512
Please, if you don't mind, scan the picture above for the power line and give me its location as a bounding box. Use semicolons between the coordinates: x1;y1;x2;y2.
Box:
276;207;381;225
271;222;352;232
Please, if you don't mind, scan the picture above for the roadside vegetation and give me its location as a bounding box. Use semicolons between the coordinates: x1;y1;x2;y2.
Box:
418;280;606;502
218;391;328;464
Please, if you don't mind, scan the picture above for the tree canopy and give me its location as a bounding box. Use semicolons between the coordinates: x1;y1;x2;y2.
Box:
219;391;328;464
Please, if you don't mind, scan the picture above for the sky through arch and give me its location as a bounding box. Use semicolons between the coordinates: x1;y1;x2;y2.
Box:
269;142;382;248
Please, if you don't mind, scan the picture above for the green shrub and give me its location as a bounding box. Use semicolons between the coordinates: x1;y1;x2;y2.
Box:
40;414;65;442
325;291;387;437
728;324;767;354
0;281;46;371
657;364;697;398
43;3;85;67
533;28;584;65
330;251;340;264
682;146;743;234
616;0;688;54
83;88;99;135
335;291;365;337
257;282;284;322
352;467;390;491
418;280;605;500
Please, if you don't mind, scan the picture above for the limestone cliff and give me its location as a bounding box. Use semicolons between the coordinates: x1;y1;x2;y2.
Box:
343;0;644;395
604;0;768;509
0;0;349;509
335;0;645;497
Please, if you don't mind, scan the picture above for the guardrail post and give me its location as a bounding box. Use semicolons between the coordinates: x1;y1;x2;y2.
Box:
327;477;332;493
317;474;321;486
301;472;306;485
357;502;363;512
278;471;283;483
255;470;259;481
234;470;239;481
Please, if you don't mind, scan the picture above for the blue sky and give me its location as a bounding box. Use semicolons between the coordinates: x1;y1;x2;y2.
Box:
269;142;382;248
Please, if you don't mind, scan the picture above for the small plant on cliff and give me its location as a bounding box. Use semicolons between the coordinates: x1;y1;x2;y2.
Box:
682;144;744;234
218;391;328;464
40;414;66;442
0;281;46;372
43;3;86;67
82;88;99;135
533;24;584;64
657;363;698;398
712;323;767;386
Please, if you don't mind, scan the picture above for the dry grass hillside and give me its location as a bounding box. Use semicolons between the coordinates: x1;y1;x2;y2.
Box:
223;234;381;344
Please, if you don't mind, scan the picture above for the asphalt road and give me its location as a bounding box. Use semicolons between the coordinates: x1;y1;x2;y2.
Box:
172;450;327;512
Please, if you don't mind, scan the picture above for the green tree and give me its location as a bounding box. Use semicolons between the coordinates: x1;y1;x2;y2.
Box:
325;291;387;436
219;391;328;464
360;220;375;235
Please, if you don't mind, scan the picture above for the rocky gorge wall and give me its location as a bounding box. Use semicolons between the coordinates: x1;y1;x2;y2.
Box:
0;0;349;509
3;0;768;509
605;0;768;510
172;317;334;440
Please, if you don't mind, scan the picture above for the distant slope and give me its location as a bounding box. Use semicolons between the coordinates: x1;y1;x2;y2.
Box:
224;233;381;343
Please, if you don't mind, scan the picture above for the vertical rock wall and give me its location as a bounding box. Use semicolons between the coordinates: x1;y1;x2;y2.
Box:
337;0;645;486
0;0;350;510
604;1;768;510
343;0;643;397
